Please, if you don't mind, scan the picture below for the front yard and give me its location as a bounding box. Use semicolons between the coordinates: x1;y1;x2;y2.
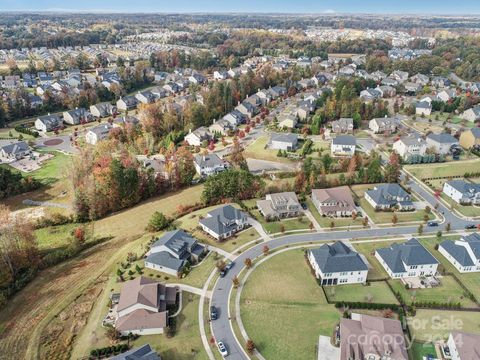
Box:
305;196;365;229
250;209;310;234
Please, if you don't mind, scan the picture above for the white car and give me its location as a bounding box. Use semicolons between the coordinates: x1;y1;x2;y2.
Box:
217;341;228;357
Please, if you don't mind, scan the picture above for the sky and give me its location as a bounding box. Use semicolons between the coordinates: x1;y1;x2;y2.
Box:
1;0;480;14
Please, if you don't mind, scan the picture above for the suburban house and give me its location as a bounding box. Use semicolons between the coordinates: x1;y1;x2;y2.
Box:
369;117;400;134
308;242;368;285
311;186;357;217
331;135;356;157
438;89;457;102
392;136;427;160
365;184;414;211
269;133;298;151
426;133;459;154
85;123;113;145
278;114;298;129
199;205;248;240
331;118;354;134
63;107;93;125
135;90;156;104
35;113;62;132
443;180;480;205
213;70;228;80
90;102;116;118
459;127;480;149
185;127;213;147
360;88;382;101
375;238;439;279
145;230;206;276
415;101;432;116
111;344;161;360
193;154;229;177
115;277;177;335
439;233;480;273
137;154;169;179
116;96;139;111
340;314;408;360
223;110;247;127
209;119;235;136
446;331;480;360
460;106;480;123
0;141;31;160
235;101;259;119
256;192;303;219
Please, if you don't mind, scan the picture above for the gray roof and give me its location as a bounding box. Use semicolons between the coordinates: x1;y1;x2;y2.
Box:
146;252;185;273
110;344;161;360
470;127;480;139
151;230;197;257
194;154;226;168
440;233;480;267
376;238;439;273
1;141;29;155
446;180;480;195
309;242;368;273
270;133;298;144
199;205;246;236
89;123;113;137
365;184;412;207
427;133;457;144
332;135;356;146
416;101;432;109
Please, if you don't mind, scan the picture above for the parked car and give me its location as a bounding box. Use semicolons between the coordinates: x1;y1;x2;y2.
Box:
217;341;228;357
465;224;476;230
210;306;218;320
427;221;438;227
225;261;235;271
219;269;227;277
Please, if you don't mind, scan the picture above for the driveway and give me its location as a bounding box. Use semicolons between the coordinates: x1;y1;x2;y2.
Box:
318;336;340;360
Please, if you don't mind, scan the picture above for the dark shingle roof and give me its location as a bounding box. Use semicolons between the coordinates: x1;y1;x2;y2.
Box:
309;242;368;273
376;238;438;273
199;205;246;236
110;344;161;360
146;252;185;272
332;135;356;146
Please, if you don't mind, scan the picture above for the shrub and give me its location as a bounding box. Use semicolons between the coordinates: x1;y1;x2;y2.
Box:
147;211;171;232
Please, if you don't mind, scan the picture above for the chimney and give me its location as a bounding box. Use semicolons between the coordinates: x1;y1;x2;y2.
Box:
189;128;192;133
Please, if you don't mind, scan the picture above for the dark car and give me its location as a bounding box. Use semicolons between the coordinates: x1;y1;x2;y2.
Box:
301;203;308;210
225;261;235;271
427;221;438;227
465;224;476;230
210;306;218;320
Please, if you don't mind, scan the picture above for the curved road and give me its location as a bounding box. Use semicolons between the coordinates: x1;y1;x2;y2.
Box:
209;175;479;360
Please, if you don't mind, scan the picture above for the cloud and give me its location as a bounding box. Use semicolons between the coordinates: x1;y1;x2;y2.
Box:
323;9;336;14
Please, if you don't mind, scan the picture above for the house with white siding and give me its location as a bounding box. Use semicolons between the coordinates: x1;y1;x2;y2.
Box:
439;233;480;273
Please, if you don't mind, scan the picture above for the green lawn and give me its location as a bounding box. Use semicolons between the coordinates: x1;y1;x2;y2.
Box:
175;203;260;252
251;209;310;234
241;249;340;360
243;136;299;163
409;309;480;342
405;158;480;180
324;281;399;304
358;197;433;224
354;241;393;280
409;341;437;360
388;275;477;308
305;196;365;229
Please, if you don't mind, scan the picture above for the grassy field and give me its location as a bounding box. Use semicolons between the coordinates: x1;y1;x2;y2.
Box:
243;136;299;164
324;282;399;304
354;241;393;280
409;341;437;360
94;185;204;239
405;158;480;179
351;184;434;224
174;203;260;252
240;249;340;360
250;209;310;234
408;309;480;342
305;196;365;228
388;275;477;308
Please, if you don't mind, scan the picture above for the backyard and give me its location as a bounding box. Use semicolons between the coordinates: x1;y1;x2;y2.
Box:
324;281;399;304
405;158;480;180
240;249;341;360
243;136;300;163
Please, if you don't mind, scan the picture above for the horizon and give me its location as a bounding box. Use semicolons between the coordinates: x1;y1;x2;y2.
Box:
1;0;480;15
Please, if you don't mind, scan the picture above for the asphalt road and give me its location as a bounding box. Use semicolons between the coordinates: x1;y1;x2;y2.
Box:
209;174;478;360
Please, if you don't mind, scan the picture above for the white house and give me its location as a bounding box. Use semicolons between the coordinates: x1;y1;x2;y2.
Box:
415;101;432;116
443;180;480;205
446;331;480;360
392;136;427;160
35;114;62;132
199;205;248;240
308;242;368;285
460;106;480;123
426;133;458;155
331;135;356;157
85;123;113;145
184;127;213;147
439;233;480;273
369;117;399;134
269;133;298;151
193;154;229;177
375;238;439;279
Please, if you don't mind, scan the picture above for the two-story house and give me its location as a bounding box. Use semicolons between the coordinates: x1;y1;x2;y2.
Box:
439;233;480;273
199;205;248;240
443;180;480;205
256;192;303;220
365;184;414;211
331;135;356;157
311;186;357;217
193;154;229;177
392;136;427;160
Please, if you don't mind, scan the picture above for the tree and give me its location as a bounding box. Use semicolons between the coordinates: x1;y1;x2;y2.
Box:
263;245;270;256
445;223;451;232
423;214;429;223
384;152;401;183
391;214;398;225
105;325;120;341
309;222;314;231
246;339;256;354
330;221;335;229
244;258;252;269
417;224;424;235
232;275;240;288
363;217;369;227
147;211;171;231
321;153;333;173
74;226;86;246
436;230;442;239
366;156;383;183
216;260;226;271
280;224;285;233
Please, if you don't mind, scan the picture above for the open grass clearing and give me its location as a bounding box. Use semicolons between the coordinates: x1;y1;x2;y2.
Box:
324;281;399;304
408;309;480;342
405;158;480;179
388;275;476;308
409;341;437;360
243;136;300;164
240;249;340;360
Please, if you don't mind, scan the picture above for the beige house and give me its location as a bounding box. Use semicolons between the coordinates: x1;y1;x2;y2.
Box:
311;186;356;217
257;192;303;219
459;128;480;149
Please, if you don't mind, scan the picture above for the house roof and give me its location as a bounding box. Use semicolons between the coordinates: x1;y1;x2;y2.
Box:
199;205;246;236
150;230;198;257
1;141;29;155
146;252;185;272
309;242;368;273
312;186;356;213
365;184;412;207
332;135;356;146
469;127;480;139
440;233;480;267
194;154;226;168
376;238;439;273
427;133;457;144
110;344;161;360
445;180;480;196
88;123;113;138
270;133;298;144
116;309;167;332
450;331;480;360
340;315;408;360
117;277;164;313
